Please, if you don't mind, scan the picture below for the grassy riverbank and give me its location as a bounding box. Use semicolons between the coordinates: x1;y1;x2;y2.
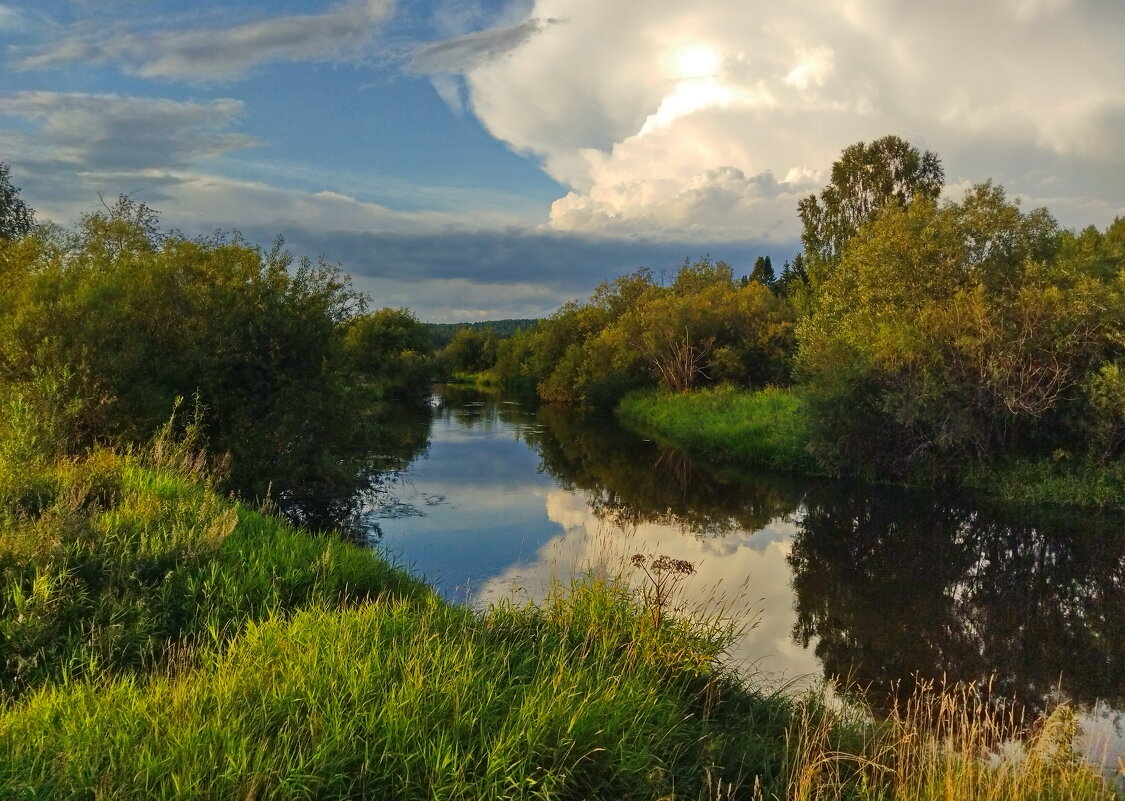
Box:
0;435;792;798
617;386;815;473
618;386;1125;509
0;438;1118;798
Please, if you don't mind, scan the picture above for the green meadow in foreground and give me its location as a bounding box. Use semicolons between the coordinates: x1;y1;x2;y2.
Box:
0;433;1119;798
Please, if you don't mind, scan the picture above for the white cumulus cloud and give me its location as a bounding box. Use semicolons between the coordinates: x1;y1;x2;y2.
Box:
445;0;1125;240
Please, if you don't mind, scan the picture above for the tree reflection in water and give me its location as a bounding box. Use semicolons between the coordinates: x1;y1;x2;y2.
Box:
790;486;1125;715
525;393;1124;716
408;388;1125;718
527;401;804;537
310;401;432;541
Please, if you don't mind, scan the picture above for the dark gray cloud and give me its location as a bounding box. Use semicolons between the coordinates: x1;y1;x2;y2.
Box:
236;223;799;319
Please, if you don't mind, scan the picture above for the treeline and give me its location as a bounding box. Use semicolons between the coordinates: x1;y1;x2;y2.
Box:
492;258;796;406
0;184;436;525
481;136;1125;485
426;319;536;349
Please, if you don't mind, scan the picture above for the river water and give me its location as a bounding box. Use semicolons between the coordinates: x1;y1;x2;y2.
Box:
362;386;1125;771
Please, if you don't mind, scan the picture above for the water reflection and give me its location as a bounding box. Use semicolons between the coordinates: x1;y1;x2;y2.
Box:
472;489;822;685
364;388;1125;720
793;485;1125;714
288;401;432;535
525;402;805;537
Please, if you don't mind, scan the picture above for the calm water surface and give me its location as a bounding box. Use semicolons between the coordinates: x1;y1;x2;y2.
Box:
363;387;1125;769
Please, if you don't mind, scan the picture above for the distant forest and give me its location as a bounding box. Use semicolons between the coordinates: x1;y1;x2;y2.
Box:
425;319;538;349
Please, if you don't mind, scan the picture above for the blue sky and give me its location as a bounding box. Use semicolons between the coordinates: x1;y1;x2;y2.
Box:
2;0;1123;320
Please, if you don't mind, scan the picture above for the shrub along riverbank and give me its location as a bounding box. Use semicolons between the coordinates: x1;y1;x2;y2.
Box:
618;386;1125;508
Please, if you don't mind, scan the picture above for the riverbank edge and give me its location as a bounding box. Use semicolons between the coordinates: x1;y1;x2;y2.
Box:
0;446;793;797
616;386;1125;509
0;447;1118;798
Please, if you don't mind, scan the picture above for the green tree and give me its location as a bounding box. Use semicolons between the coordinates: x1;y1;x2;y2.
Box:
748;255;775;288
797;183;1118;478
441;327;497;375
798;135;943;286
496;258;796;405
774;254;808;299
0;201;393;523
0;163;34;242
344;307;434;401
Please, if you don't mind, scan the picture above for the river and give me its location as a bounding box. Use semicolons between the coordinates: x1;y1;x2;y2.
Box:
362;385;1125;771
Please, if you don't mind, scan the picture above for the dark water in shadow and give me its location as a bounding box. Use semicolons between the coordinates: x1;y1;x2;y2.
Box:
363;386;1125;765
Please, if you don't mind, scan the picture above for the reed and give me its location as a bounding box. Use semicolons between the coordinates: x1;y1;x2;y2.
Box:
785;681;1120;801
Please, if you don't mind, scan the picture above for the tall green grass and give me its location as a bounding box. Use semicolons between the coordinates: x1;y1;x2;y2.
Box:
617;385;815;473
0;439;426;699
1;582;1118;799
787;682;1119;801
963;456;1125;508
0;579;796;800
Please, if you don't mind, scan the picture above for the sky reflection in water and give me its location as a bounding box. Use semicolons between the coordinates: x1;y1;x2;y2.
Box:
365;391;820;686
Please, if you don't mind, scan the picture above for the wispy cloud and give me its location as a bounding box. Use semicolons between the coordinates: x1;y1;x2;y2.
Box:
0;4;30;32
0;92;258;170
409;17;561;74
17;0;395;81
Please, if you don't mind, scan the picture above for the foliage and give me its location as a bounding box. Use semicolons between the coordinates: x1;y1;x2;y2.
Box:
798;134;944;284
775;253;809;299
748;254;776;288
425;318;537;349
797;183;1124;479
0;197;431;522
440;325;498;376
344;307;435;402
0;161;35;242
494;259;796;406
